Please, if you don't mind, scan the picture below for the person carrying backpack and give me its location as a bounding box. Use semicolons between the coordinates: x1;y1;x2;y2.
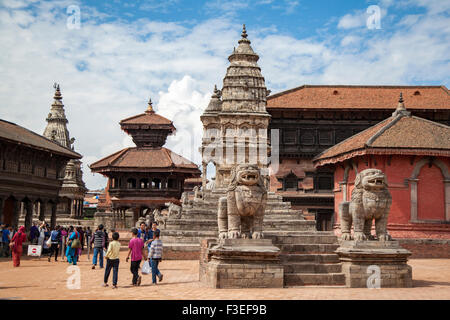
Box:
48;225;61;262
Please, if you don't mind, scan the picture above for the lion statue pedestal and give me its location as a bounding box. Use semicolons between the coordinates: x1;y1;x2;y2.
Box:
200;165;283;289
336;169;412;288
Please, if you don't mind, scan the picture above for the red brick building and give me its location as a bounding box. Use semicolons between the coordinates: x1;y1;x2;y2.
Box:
266;85;450;231
313;95;450;239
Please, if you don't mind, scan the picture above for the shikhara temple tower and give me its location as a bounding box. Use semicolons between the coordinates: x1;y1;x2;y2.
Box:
200;25;271;189
43;84;86;218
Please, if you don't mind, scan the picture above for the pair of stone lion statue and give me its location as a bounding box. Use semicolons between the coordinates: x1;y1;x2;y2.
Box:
217;165;392;242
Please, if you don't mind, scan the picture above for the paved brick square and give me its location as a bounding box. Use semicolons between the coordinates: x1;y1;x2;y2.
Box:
0;251;449;300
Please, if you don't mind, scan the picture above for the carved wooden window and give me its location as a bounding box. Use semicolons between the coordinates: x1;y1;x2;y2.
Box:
127;178;136;189
284;173;298;191
283;129;297;145
319;130;333;145
168;179;177;189
140;178;149;189
152;178;161;189
300;130;315;145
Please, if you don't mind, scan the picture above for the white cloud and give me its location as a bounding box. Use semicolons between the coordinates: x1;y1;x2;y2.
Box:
337;12;366;29
0;0;448;190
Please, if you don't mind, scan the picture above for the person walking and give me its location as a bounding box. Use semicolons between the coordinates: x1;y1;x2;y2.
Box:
29;222;39;245
149;229;163;285
10;226;27;267
91;224;106;269
144;221;160;255
48;225;61;262
66;228;81;265
126;228;144;286
103;232;121;289
37;223;47;247
137;222;147;240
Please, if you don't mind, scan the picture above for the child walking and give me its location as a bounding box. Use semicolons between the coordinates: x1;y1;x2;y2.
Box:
126;228;144;286
103;232;121;289
149;229;163;284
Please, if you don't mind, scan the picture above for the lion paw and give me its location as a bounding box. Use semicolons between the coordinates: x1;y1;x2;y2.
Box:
228;230;240;239
378;233;392;241
219;232;228;240
341;233;352;240
241;232;251;239
252;232;264;239
353;232;367;241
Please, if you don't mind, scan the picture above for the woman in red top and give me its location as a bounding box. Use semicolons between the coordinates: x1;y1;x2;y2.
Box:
11;226;27;267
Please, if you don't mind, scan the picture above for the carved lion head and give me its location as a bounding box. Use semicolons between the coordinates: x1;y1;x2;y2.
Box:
228;164;266;191
355;168;388;191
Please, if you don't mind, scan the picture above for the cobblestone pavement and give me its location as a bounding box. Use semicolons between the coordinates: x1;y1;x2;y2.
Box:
0;251;449;300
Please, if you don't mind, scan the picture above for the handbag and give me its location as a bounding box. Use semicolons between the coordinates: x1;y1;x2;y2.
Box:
141;261;151;275
46;237;52;247
70;232;81;249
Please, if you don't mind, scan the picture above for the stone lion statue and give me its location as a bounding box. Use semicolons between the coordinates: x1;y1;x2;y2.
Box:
165;202;182;219
218;164;267;239
153;208;167;229
339;168;392;241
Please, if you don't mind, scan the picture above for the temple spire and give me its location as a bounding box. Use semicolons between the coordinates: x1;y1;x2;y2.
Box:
146;97;154;113
392;92;411;117
241;24;247;39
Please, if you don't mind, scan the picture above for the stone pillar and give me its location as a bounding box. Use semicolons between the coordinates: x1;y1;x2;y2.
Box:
409;178;419;222
24;201;33;231
0;197;4;223
12;199;20;228
79;200;83;218
70;199;75;218
51;202;57;229
39;202;46;221
202;161;207;189
445;179;450;221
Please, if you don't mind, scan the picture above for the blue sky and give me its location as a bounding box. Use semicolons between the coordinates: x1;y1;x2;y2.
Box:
0;0;449;189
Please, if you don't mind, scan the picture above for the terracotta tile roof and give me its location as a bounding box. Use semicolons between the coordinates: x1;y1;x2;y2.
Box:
120;112;173;126
184;177;203;183
314;113;450;166
267;85;450;110
89;147;199;173
0;119;81;159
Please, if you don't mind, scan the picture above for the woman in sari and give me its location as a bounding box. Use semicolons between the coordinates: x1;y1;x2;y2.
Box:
11;226;27;267
65;228;81;265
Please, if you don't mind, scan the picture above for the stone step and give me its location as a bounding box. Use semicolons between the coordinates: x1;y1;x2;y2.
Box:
277;244;340;254
267;233;338;245
280;253;340;264
161;230;218;237
283;262;342;274
284;273;346;286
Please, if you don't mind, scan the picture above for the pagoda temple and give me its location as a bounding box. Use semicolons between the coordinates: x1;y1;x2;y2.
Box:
90;98;201;229
42;83;87;219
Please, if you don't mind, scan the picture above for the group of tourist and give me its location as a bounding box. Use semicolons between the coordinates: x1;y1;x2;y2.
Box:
0;220;164;288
